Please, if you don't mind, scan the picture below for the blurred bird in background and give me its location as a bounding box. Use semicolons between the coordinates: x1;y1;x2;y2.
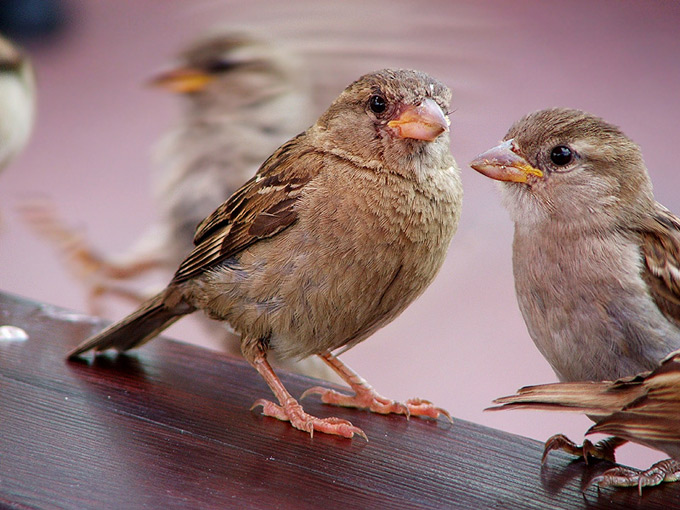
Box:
470;108;680;463
0;33;35;225
490;349;680;492
21;28;339;379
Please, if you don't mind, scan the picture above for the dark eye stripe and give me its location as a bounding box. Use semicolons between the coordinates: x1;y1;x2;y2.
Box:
204;60;238;73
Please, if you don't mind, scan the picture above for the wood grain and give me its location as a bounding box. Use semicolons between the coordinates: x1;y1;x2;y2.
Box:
0;291;678;509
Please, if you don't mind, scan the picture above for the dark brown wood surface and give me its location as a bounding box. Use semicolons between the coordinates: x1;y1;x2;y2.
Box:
1;291;678;509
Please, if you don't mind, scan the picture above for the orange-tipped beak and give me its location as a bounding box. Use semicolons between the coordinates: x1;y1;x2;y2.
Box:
148;67;216;94
469;139;543;183
387;98;449;141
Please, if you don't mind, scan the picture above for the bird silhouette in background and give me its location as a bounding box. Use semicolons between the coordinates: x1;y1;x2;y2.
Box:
0;33;35;225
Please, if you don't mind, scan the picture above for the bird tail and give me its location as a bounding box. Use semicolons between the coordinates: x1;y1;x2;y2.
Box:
67;291;194;359
486;380;631;415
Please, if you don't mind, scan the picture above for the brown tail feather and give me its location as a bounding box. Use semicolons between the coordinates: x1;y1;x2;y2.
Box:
67;292;194;359
487;381;632;414
487;352;680;459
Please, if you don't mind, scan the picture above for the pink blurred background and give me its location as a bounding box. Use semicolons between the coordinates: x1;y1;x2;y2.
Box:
1;1;679;470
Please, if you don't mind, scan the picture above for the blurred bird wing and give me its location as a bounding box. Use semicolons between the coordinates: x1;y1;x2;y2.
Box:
172;133;319;283
639;206;680;327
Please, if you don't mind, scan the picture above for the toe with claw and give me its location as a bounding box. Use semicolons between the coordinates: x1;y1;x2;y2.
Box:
310;352;453;423
590;459;680;495
251;398;367;440
404;397;453;422
301;386;452;423
542;434;623;464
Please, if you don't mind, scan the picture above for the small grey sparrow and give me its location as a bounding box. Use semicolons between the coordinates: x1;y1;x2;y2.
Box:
471;108;680;462
0;33;35;172
0;33;35;225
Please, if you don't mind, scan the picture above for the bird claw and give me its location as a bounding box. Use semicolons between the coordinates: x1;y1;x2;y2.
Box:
301;386;453;423
404;397;453;423
542;434;618;465
250;398;367;440
299;385;335;402
590;459;680;495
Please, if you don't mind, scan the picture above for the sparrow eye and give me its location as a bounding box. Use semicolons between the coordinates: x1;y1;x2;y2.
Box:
368;94;387;114
550;145;573;166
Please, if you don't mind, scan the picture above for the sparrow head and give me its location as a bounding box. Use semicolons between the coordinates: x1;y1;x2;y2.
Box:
149;29;307;114
0;34;35;171
470;108;654;228
314;69;452;176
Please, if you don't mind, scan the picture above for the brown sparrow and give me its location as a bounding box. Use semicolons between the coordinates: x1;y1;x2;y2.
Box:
470;108;680;461
490;349;680;492
68;69;463;439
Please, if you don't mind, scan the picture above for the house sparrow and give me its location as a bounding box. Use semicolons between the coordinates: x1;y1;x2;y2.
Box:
470;108;680;461
490;349;680;492
0;33;35;225
68;69;462;439
20;30;336;379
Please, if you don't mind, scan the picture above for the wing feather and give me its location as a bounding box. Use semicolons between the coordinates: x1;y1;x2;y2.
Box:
172;133;320;284
638;206;680;328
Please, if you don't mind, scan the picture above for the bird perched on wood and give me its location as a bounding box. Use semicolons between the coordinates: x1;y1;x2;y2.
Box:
470;108;680;461
490;349;680;492
0;33;35;223
20;29;336;379
68;68;462;439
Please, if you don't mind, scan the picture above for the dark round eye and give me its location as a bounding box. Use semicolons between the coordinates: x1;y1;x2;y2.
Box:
368;94;387;114
550;145;573;166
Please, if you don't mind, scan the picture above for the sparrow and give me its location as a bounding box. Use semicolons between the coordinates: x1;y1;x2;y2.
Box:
0;33;34;172
19;30;334;379
68;69;462;439
142;29;314;268
0;33;35;225
490;349;680;492
470;108;680;461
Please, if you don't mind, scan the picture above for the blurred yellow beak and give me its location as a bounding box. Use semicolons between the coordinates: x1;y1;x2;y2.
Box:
148;68;216;94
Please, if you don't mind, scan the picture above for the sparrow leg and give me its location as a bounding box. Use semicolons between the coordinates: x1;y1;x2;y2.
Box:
247;348;366;439
591;459;680;495
300;352;452;422
542;434;626;464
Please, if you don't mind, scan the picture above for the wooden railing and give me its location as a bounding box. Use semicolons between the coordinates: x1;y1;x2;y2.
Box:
0;291;676;509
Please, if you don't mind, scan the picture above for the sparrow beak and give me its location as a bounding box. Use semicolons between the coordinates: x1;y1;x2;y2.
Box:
148;67;216;94
387;98;449;141
469;139;543;183
0;36;23;73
